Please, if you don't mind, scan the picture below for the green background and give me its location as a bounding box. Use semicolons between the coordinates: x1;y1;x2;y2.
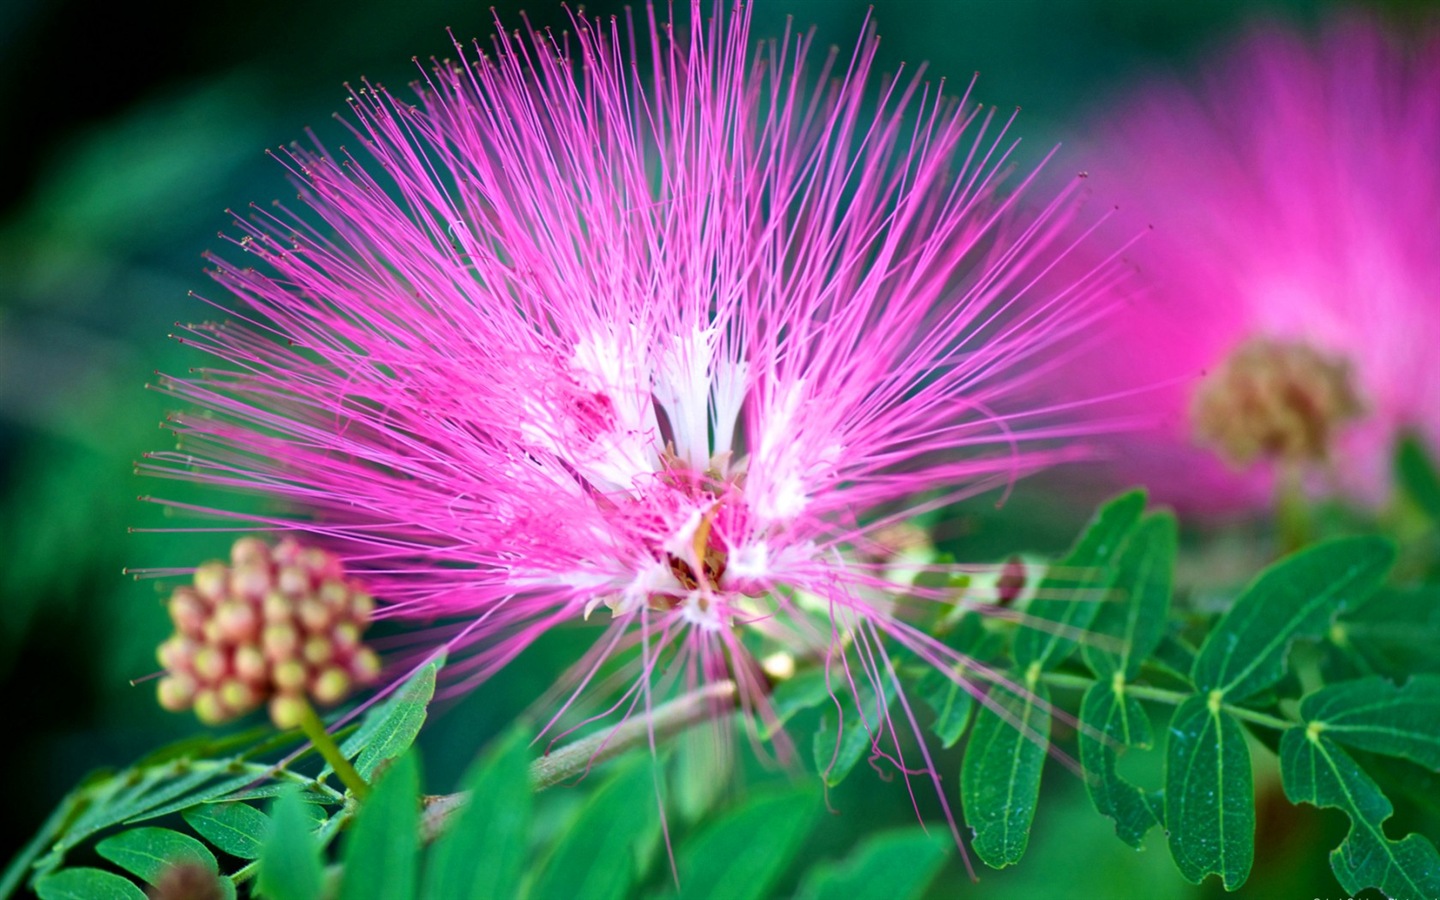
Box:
2;0;1434;895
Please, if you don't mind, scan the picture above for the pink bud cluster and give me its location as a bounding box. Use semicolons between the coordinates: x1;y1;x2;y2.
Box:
156;537;380;728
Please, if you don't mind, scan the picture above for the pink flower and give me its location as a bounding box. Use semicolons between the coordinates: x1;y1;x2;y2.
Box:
143;2;1115;813
1079;14;1440;515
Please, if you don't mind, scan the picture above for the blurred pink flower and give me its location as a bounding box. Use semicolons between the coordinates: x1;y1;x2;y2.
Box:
1080;14;1440;515
142;2;1115;804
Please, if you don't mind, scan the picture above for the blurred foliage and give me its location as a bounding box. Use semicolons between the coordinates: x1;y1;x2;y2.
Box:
5;0;1440;897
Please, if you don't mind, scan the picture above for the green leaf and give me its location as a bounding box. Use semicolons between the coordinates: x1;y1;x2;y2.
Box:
1013;491;1146;672
95;827;216;885
422;729;533;900
1300;675;1440;770
812;672;898;787
960;681;1051;868
1192;536;1394;703
183;802;270;860
339;752;419;900
1078;683;1157;848
762;668;832;739
1396;433;1440;523
335;658;441;781
916;668;976;749
672;789;819;900
255;786;324;900
528;758;657;900
33;868;148;900
794;828;949;900
1163;694;1253;889
1083;513;1176;680
1280;728;1440;898
1329;585;1440;679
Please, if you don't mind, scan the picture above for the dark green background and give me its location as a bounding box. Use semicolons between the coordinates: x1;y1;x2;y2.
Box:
2;0;1433;895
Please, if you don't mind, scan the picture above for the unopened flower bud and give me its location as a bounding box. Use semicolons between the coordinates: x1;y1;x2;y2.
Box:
332;621;360;652
318;579;348;607
303;635;333;667
168;588;208;637
193;562;228;602
350;647;381;683
272;538;303;567
263;622;300;661
157;673;197;712
311;667;350;705
269;693;307;730
219;678;260;713
157;636;197;673
263;590;293;624
215;600;259;644
193;689;230;725
350;592;374;625
298;597;332;632
301;547;340;581
277;565;309;596
229;562;272;600
230;536;271;567
234;644;268;683
273;659;308;692
193;645;229;683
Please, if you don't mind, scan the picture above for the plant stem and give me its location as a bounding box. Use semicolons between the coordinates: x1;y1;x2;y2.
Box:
1038;671;1300;730
529;680;738;789
298;700;370;800
421;679;738;841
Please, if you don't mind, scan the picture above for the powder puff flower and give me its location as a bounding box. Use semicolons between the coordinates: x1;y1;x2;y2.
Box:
1077;14;1440;515
142;1;1119;813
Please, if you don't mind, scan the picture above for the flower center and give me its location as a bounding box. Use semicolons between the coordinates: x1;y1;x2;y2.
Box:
1190;337;1363;468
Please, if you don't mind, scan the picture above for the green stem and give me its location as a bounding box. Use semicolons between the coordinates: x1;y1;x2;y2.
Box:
1037;671;1299;730
298;700;370;800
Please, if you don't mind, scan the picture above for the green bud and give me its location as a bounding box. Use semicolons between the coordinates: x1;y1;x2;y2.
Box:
318;579;349;606
273;659;307;692
193;690;230;725
269;693;307;730
331;621;360;652
311;667;350;705
349;647;382;683
350;592;374;625
303;635;333;666
219;678;259;713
